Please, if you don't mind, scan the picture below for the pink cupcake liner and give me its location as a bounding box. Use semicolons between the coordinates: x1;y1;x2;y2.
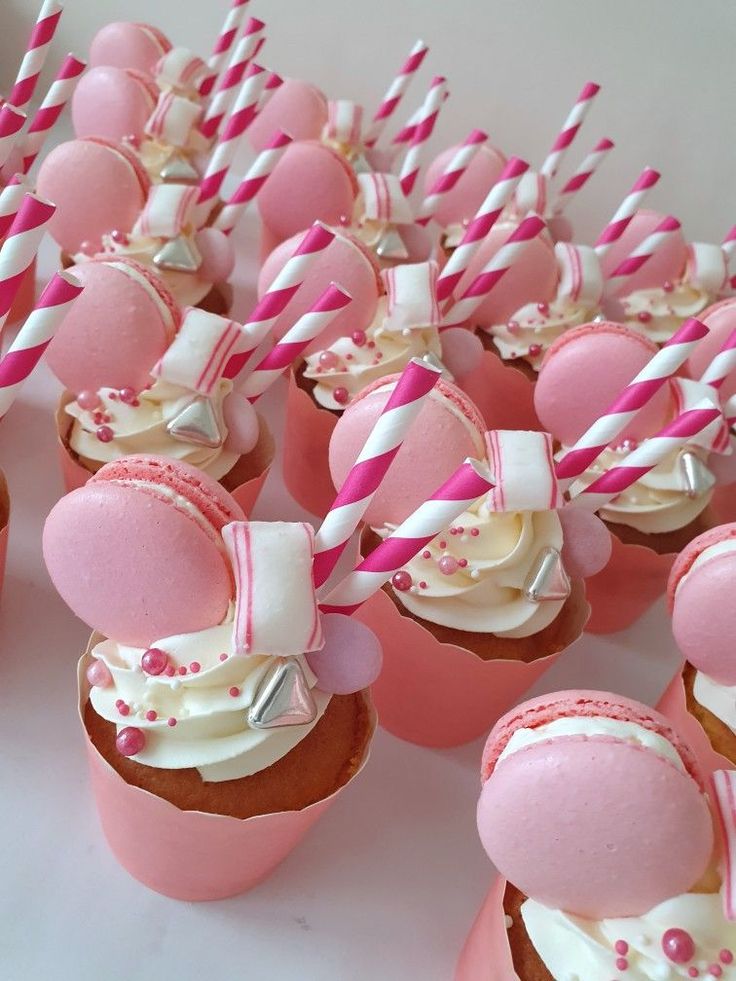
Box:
656;672;733;777
78;646;377;901
455;876;514;981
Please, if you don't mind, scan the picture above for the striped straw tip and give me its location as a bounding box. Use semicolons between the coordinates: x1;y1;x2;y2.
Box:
247;17;267;31
597;137;615;150
581;81;601;97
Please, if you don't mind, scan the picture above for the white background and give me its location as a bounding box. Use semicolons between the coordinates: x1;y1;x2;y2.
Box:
0;1;729;979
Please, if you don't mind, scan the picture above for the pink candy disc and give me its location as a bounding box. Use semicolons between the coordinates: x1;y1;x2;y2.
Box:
195;227;236;284
72;66;158;143
305;614;382;694
89;22;171;74
423;143;507;228
534;322;673;445
440;327;484;380
248;78;328;152
688;298;736;402
599;209;689;294
558;506;613;579
222;391;260;456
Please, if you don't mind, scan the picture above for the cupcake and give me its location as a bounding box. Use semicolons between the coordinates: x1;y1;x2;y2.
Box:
43;455;378;900
457;690;735;980
329;377;603;746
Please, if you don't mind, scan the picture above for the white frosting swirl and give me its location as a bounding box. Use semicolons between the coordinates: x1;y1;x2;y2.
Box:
65;378;240;480
386;502;566;637
88;613;329;782
490;297;598;369
521;889;736;980
622;282;713;344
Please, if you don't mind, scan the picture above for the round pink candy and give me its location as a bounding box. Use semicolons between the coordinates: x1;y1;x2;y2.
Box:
258;230;381;353
248;78;328;152
195;227;235;284
558;507;613;579
72;67;157;143
599;209;689;294
223;391;260;456
305;614;382;694
423;144;507;228
534;322;673;445
89;22;171;74
440;327;484;379
688;298;736;402
454;220;558;328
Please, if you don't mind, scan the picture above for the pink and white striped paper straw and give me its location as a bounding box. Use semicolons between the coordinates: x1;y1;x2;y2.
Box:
199;0;252;99
364;39;429;148
398;75;448;197
200;18;265;139
196;62;267;222
21;53;86;174
319;458;493;615
713;769;736;922
240;283;352;401
606;215;681;296
594;167;661;258
540;82;600;180
415;129;487;227
0;269;82;419
552;137;614;215
435;156;529;304
223;222;335;379
0;192;55;333
8;0;63;110
554;317;709;490
440;214;546;330
0;105;27;171
0;176;27;244
256;71;283;112
699;327;736;390
569;399;722;511
722;225;736;272
313;357;442;589
213;129;291;234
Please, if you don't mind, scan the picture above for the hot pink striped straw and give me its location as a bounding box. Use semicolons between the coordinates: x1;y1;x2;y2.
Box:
199;0;252;99
0;176;27;244
257;71;283;112
594;167;661;258
569;399;721;512
8;0;63;110
398;75;448;197
606;215;681;296
0;105;27;170
213;129;291;234
415;129;487;227
364;39;429;148
0;192;55;333
200;18;266;139
699;327;736;390
440;215;546;330
196;62;267;223
240;283;352;401
435;156;529;304
554;317;710;490
313;357;442;589
319;458;493;615
713;770;736;923
223;222;335;379
552;137;614;215
540;82;600;180
21;53;86;174
0;269;82;419
392;104;422;147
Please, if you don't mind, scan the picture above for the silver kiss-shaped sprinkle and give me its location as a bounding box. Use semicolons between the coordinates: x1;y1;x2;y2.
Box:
159;153;199;183
523;547;571;603
678;450;716;499
248;658;317;730
166;396;223;448
153;234;202;273
375;227;410;261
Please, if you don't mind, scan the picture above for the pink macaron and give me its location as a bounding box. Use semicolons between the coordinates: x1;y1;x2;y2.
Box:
534;321;673;445
329;375;487;527
454;220;558;328
46;257;180;395
44;455;243;648
248;78;328;152
423;143;507;229
477;690;713;920
37;138;151;255
668;522;736;684
72;66;159;143
257;141;359;247
89;22;172;74
599;209;689;294
258;228;382;352
688;297;736;402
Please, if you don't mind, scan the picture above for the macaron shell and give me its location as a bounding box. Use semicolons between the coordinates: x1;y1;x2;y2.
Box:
671;549;736;683
599;209;689;293
534;322;672;445
477;735;713;919
258;230;381;352
46;261;175;394
43;481;234;648
329;380;486;526
36;140;149;254
194;227;235;283
423;144;507;228
688;298;736;402
89;22;170;74
248;78;328;152
454;221;558;328
72;66;156;142
256;142;357;244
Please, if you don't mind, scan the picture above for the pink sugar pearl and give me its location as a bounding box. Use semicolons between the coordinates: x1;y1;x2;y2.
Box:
86;659;112;688
391;571;412;592
96;425;114;443
319;350;340;370
334;387;349;406
141;647;168;675
438;555;459;576
351;330;367;347
116;727;145;757
119;387;137;405
662;928;696;964
77;390;101;410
